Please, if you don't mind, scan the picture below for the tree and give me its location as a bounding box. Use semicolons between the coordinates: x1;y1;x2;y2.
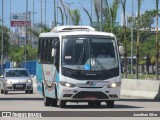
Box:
59;0;68;25
104;0;120;32
9;45;37;67
128;10;158;29
93;0;100;30
69;9;80;25
0;25;10;56
120;0;127;78
57;6;64;25
155;0;159;79
136;0;142;79
80;3;92;26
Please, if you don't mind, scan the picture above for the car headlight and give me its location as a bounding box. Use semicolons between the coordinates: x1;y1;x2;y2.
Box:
107;82;121;88
60;81;76;88
6;80;12;84
27;80;32;83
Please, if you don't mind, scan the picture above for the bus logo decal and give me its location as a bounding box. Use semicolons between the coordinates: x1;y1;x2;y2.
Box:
86;81;96;86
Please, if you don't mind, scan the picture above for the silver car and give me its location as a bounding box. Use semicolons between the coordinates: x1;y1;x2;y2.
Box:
0;68;33;94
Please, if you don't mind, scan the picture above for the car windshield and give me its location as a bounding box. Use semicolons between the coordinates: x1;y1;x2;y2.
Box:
62;36;119;71
5;70;29;77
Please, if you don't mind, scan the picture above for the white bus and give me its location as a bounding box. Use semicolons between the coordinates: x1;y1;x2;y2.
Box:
36;26;123;108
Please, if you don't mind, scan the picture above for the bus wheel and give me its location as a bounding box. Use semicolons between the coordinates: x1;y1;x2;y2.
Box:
4;90;8;94
95;101;101;107
59;100;66;108
44;96;51;106
51;99;57;107
88;102;95;107
106;101;115;108
1;89;4;94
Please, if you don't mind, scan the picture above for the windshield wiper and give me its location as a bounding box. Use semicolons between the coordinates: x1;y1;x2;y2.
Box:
76;46;85;71
93;58;106;70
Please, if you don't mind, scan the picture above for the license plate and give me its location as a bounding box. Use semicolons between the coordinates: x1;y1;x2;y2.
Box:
16;85;23;88
83;97;97;100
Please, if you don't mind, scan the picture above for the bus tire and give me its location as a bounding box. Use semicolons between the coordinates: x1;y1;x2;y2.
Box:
51;99;57;107
95;101;101;107
44;96;51;106
1;89;4;94
4;90;8;94
88;102;95;107
59;100;66;108
107;101;114;108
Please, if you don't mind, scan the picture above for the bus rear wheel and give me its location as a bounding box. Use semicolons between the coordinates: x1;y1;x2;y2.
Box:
59;100;66;108
50;99;57;107
44;96;51;106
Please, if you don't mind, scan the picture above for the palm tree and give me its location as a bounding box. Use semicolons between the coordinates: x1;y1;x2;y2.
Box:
136;0;142;79
69;9;80;25
57;6;64;25
80;3;92;26
93;0;100;30
120;0;127;78
59;0;68;25
155;0;159;80
104;0;120;32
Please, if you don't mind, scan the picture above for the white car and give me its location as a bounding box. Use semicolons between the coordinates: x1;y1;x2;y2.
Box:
0;68;33;94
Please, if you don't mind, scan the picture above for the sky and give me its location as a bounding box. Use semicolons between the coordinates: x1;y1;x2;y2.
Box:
0;0;160;28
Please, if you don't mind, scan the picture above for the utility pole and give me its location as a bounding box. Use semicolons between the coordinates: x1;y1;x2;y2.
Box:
25;0;28;68
100;0;103;31
41;0;42;30
45;0;46;26
57;0;59;25
91;0;93;27
1;0;4;74
156;0;159;80
131;0;134;76
32;0;35;48
54;0;56;27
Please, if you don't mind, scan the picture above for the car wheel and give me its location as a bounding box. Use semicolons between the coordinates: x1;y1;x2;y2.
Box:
29;89;33;94
107;101;115;108
25;90;28;94
59;100;66;108
1;89;4;94
4;90;8;94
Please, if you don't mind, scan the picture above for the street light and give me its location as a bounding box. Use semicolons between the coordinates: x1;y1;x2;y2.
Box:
1;0;4;74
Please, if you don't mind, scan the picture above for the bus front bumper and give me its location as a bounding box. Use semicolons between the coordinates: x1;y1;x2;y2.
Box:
58;86;120;101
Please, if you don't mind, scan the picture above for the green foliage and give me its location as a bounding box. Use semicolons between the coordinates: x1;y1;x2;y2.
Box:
9;45;37;67
104;0;120;31
70;9;80;25
0;25;10;55
128;10;159;29
57;6;64;25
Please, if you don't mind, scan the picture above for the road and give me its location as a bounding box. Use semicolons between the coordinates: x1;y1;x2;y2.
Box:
0;87;160;120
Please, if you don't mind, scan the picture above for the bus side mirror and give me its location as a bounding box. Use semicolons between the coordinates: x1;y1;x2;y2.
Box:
119;46;124;55
51;48;56;57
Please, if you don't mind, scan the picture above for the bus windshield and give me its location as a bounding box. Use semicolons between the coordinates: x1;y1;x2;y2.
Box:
62;36;118;71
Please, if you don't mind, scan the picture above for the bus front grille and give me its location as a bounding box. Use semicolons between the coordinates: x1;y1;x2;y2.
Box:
72;91;109;99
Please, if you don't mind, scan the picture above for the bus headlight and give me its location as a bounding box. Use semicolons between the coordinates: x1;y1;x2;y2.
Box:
27;80;32;83
6;80;12;84
60;81;76;88
107;82;121;88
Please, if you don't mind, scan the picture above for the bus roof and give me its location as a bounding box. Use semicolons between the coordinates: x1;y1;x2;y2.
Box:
39;26;115;38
